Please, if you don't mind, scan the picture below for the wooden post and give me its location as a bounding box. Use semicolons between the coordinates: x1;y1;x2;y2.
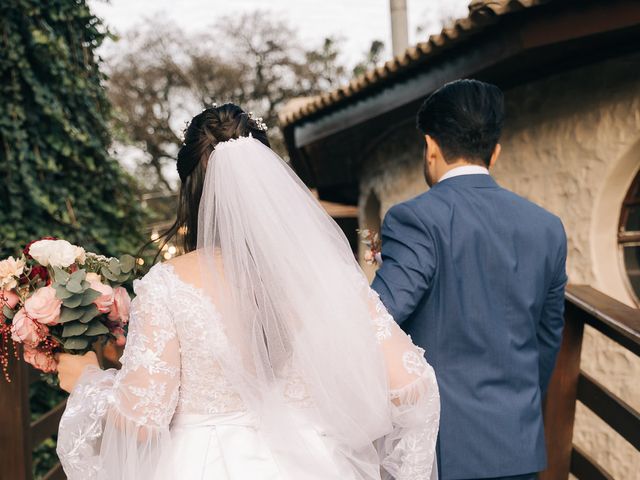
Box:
540;302;585;480
0;343;33;480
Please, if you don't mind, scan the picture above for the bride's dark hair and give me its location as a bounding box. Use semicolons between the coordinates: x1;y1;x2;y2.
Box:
153;103;270;258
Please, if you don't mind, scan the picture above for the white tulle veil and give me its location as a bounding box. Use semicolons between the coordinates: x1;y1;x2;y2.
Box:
196;134;394;478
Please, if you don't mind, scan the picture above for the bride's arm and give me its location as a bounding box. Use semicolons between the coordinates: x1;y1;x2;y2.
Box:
57;273;181;480
367;286;440;480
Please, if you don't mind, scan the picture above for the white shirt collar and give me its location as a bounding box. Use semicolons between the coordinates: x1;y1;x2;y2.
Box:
439;165;490;183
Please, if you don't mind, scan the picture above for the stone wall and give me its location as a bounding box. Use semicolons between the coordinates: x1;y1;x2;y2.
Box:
358;52;640;478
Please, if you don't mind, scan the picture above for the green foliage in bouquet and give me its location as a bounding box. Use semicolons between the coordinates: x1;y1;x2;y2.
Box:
50;254;135;352
0;0;147;259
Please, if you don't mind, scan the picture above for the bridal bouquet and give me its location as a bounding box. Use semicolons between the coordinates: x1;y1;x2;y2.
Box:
358;229;382;266
0;237;136;380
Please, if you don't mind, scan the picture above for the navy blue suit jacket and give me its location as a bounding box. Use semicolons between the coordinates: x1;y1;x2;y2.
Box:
372;174;567;480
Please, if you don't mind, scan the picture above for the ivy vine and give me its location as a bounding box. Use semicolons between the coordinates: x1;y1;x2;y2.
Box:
0;0;147;259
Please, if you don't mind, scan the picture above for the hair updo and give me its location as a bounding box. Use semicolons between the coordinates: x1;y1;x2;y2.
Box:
156;103;270;257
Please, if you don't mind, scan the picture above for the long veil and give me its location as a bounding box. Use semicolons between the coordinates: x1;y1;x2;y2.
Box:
196;135;439;479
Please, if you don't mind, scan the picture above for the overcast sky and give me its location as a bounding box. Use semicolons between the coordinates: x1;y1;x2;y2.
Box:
90;0;470;66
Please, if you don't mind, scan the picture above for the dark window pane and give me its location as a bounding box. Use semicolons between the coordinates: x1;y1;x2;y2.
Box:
623;245;640;298
624;205;640;232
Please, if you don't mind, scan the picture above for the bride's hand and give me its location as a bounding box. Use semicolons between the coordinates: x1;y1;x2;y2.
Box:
56;351;100;393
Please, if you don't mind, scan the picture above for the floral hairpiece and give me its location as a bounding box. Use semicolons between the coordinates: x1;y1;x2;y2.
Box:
247;111;268;131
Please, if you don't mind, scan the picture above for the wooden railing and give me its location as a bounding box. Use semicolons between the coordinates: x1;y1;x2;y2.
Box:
0;348;66;480
542;285;640;480
0;285;638;479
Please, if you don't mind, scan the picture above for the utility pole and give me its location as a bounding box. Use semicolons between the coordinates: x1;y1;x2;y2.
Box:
390;0;409;57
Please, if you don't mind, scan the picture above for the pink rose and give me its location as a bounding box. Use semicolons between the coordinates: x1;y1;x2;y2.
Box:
1;289;20;309
11;309;43;346
108;287;131;324
111;326;127;347
24;286;62;325
86;275;114;313
23;345;57;373
364;250;374;263
0;289;20;322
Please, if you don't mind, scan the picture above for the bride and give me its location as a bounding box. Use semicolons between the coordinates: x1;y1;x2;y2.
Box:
55;103;440;480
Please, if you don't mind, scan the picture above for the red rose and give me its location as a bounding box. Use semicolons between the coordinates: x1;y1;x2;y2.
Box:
29;265;49;284
23;236;58;259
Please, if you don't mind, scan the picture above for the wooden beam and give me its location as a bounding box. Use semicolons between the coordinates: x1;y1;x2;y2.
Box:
577;372;640;450
540;301;585;480
41;462;65;480
570;445;614;480
0;344;33;480
566;285;640;356
31;400;67;449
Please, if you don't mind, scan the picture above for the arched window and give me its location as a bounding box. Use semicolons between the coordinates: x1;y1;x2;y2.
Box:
619;169;640;303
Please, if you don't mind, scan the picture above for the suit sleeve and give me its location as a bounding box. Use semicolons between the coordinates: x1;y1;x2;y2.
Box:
538;221;568;395
371;202;436;325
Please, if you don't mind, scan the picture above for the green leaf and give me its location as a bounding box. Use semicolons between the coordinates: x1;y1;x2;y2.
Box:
108;258;121;275
80;288;101;306
84;321;109;336
58;306;85;323
101;266;118;282
62;321;88;337
119;255;135;274
53;267;70;285
2;306;15;320
62;294;84;308
69;269;86;283
66;278;84;293
54;285;74;300
62;337;89;350
78;304;99;323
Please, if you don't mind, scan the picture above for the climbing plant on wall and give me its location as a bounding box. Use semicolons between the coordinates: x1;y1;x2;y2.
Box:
0;0;146;259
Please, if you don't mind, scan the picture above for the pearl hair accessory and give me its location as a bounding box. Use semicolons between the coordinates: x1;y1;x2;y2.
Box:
247;111;268;131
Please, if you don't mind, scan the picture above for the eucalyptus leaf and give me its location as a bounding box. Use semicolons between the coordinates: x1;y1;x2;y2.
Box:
54;285;74;300
62;294;83;308
69;268;86;283
101;266;118;282
2;305;15;320
108;258;121;275
62;337;89;350
53;267;70;285
66;279;84;293
59;306;86;323
79;304;99;323
119;255;135;274
62;321;88;337
80;288;101;306
84;321;109;336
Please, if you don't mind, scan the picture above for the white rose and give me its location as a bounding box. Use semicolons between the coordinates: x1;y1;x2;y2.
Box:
29;239;81;268
0;256;25;290
75;246;86;265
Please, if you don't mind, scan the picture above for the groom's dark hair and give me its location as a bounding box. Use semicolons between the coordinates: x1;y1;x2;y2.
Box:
416;79;504;166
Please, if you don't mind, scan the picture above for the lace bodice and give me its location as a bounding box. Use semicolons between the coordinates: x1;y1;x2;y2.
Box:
57;262;440;480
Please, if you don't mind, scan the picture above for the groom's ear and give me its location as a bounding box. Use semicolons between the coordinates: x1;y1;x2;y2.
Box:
489;143;501;169
424;135;441;164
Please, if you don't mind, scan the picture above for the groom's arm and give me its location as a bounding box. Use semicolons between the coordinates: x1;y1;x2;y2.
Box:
371;202;436;325
537;224;568;395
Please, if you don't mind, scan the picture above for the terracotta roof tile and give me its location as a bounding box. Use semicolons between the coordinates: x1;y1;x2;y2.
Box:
280;0;557;127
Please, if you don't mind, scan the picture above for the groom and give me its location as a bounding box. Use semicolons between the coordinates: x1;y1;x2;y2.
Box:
372;79;567;480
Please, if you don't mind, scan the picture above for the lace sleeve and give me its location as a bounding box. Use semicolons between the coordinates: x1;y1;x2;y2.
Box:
57;270;181;480
368;287;440;480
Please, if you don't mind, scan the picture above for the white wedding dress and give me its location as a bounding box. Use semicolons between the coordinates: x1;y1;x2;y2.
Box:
57;263;439;480
57;136;440;480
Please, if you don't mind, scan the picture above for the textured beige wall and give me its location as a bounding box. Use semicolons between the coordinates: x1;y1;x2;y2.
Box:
358;53;640;478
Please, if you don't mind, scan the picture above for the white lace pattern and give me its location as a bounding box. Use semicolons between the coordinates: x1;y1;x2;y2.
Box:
57;263;439;479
